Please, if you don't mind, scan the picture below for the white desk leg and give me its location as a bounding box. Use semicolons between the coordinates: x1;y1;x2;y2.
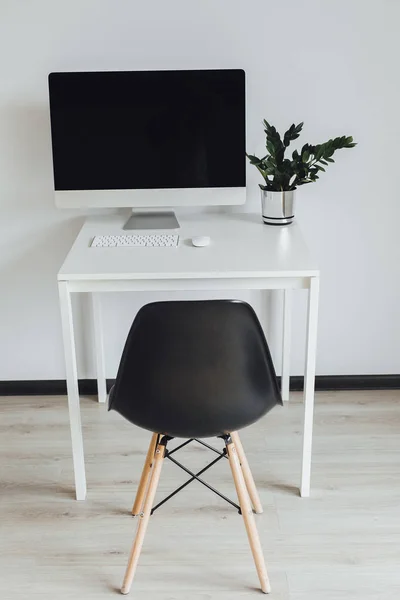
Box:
300;276;320;497
92;293;107;404
58;281;87;501
281;289;292;402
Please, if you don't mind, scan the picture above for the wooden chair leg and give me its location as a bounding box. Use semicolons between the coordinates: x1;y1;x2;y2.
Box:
121;440;166;595
231;431;263;514
131;433;159;516
226;437;271;594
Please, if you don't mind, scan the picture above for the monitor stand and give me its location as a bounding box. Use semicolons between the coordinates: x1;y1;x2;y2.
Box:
123;211;180;230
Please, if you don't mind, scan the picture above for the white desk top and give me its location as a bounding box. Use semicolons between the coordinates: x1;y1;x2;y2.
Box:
58;212;319;281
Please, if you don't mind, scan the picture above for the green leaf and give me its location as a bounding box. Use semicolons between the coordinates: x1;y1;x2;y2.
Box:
266;141;275;155
325;157;335;163
246;154;263;165
314;145;324;161
283;123;302;147
275;148;285;164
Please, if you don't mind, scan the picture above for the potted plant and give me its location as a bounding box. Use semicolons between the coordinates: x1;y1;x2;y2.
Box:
247;121;356;225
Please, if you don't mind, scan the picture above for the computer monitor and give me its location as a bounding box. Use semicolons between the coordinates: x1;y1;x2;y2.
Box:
48;69;246;227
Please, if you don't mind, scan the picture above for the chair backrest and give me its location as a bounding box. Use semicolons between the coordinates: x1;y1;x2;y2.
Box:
109;300;282;438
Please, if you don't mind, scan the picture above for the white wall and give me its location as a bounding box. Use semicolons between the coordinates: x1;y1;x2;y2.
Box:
1;0;399;381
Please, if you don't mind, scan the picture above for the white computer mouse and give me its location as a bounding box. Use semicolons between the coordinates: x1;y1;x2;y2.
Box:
191;236;211;247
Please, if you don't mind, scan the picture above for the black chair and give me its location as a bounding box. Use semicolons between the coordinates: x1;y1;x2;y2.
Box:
109;300;282;595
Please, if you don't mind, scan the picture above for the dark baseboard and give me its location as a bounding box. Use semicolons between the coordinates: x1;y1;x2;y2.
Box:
0;375;399;397
283;374;400;392
0;379;116;397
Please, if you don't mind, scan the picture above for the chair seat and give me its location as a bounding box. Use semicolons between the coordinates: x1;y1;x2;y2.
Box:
109;384;269;438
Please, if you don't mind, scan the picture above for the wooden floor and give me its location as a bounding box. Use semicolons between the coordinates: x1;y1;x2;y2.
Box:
1;391;399;599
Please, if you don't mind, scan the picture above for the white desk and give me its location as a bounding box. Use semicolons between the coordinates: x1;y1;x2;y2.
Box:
58;212;319;500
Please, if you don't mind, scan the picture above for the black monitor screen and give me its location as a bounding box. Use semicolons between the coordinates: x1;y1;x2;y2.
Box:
48;69;245;191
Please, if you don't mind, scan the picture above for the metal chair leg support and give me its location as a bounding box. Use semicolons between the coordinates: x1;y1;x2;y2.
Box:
151;452;231;514
161;451;240;512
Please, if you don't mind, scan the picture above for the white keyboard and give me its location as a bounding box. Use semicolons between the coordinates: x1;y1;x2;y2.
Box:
91;234;179;248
